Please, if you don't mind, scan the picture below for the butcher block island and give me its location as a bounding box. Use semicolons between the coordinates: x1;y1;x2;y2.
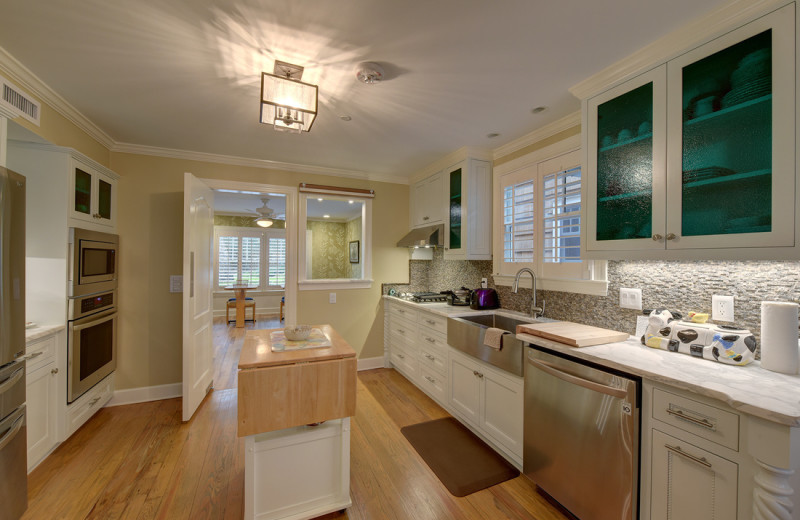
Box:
237;325;357;520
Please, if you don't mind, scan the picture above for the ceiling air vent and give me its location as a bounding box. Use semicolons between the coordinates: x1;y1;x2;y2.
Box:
0;74;40;126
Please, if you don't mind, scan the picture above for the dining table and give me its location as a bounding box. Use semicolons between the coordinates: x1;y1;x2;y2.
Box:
224;284;258;328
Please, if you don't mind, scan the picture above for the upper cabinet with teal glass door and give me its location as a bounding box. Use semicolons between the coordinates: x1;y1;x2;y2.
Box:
665;6;795;251
69;157;118;230
443;158;492;260
582;2;796;260
586;66;667;253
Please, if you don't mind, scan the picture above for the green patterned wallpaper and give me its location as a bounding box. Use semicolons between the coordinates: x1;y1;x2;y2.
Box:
214;215;286;229
308;220;348;279
347;217;362;278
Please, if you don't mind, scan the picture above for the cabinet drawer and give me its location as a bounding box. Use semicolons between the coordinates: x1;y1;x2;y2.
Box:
25;336;56;374
66;373;114;438
653;388;739;451
419;341;447;376
418;365;447;404
390;304;418;323
389;317;417;347
390;343;417;380
419;326;448;352
418;312;447;335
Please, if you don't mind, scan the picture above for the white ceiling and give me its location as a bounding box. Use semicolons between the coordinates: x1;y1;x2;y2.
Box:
0;0;729;180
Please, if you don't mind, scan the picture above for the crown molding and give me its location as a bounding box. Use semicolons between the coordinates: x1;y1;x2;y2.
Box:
491;111;581;161
0;46;115;148
112;142;409;185
569;0;792;100
408;146;493;184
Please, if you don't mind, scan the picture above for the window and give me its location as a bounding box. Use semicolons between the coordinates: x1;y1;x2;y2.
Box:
495;146;606;294
298;185;373;290
214;227;285;289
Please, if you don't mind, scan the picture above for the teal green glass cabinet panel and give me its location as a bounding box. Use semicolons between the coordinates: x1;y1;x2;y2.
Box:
681;30;772;237
595;82;654;241
98;178;112;220
449;168;462;249
74;168;91;215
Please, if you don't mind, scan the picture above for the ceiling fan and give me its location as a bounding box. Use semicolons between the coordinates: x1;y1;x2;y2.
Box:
253;197;276;228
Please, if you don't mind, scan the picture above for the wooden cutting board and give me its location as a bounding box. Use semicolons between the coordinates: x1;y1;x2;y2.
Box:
516;321;629;347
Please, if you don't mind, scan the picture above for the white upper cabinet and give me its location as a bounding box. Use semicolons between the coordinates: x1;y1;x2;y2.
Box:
443;158;492;260
70;158;117;229
583;4;797;260
411;171;444;228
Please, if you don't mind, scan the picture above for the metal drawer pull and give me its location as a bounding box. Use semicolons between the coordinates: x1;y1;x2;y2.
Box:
666;233;677;241
473;371;484;379
425;354;435;361
397;329;405;334
652;234;663;241
397;353;405;359
529;358;628;399
665;444;712;468
426;319;436;325
0;367;24;393
425;337;436;343
425;376;436;384
51;368;59;375
666;408;715;430
0;415;24;452
22;351;43;360
90;397;102;406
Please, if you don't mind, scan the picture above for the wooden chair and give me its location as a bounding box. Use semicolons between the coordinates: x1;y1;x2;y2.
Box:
227;297;255;323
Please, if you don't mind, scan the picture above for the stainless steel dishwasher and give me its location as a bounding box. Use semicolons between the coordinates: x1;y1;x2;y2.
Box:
524;347;640;520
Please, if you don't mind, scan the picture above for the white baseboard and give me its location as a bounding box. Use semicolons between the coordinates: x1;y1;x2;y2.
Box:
357;356;385;371
106;382;182;407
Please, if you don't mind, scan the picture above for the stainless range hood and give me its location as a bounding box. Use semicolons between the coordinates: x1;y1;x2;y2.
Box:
396;224;444;248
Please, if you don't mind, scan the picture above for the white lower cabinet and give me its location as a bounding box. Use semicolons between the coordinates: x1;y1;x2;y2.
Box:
650;429;738;520
447;349;523;464
26;361;58;471
65;372;114;438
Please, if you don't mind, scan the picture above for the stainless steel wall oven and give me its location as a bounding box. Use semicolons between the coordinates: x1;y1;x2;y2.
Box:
67;290;117;403
68;227;118;297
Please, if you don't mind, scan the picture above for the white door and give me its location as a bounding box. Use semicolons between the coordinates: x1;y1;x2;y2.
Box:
182;173;215;421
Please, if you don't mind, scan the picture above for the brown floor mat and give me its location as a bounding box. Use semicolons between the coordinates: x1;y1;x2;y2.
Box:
401;417;519;497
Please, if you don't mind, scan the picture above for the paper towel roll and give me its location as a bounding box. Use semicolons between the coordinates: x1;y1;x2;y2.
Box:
760;301;800;375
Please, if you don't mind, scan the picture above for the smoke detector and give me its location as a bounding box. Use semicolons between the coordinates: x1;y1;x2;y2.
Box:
355;62;384;84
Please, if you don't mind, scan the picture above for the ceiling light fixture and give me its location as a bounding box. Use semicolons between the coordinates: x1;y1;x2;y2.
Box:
260;61;318;133
355;62;384;84
254;197;276;227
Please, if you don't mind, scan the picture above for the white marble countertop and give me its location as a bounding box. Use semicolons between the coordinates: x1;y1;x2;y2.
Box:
25;324;66;343
518;332;800;428
383;295;533;320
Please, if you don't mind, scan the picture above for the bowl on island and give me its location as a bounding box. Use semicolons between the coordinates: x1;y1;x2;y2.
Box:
284;325;312;341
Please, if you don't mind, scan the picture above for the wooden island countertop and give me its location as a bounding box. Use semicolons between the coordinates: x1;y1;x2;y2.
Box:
237;324;357;437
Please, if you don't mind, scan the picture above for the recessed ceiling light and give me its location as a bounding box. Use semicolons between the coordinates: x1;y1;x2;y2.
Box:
348;200;354;204
531;106;548;114
340;115;352;121
486;133;500;139
317;198;323;201
323;214;330;218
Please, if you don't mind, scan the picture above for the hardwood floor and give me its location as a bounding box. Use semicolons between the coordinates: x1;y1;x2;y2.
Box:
24;317;569;520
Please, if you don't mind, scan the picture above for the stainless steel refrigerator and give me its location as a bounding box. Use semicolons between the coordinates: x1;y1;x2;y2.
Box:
0;166;27;520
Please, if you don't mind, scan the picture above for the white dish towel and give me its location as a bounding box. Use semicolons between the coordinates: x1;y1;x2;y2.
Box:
484;327;509;350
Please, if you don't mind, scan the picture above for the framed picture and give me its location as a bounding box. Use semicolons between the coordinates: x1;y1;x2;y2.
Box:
349;240;360;263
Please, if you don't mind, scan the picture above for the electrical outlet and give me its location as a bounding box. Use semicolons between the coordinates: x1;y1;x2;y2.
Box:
329;292;336;304
712;295;734;322
481;278;488;288
619;288;643;310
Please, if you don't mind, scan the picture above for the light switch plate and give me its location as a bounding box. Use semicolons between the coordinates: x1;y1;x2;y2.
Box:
620;288;643;310
712;295;734;321
329;292;336;304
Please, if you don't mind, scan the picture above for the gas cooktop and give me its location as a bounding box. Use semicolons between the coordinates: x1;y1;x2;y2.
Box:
397;292;449;303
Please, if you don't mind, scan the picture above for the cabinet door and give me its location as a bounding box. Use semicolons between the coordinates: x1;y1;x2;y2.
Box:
481;370;523;457
445;163;464;257
412;172;443;228
650;429;738;520
665;5;795;249
70;162;117;228
586;66;667;252
26;363;58;471
447;353;480;425
71;165;94;223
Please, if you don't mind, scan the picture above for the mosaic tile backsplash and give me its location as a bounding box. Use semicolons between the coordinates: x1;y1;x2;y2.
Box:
386;251;800;357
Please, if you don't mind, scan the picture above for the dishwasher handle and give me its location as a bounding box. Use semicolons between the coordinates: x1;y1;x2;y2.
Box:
528;357;629;399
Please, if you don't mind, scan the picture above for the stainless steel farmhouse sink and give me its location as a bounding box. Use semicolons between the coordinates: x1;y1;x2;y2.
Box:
447;312;555;376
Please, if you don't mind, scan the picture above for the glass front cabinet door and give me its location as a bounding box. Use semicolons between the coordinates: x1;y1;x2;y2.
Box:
585;4;795;256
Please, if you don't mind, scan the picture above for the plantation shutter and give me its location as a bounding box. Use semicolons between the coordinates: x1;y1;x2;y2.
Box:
543;166;582;263
268;237;286;287
218;236;239;287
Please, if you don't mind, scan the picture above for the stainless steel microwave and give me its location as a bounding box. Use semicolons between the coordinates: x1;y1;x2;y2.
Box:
68;228;118;297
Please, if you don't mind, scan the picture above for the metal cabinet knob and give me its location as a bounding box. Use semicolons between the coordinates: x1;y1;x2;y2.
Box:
666;233;677;241
652;234;663;241
51;368;59;375
423;216;430;221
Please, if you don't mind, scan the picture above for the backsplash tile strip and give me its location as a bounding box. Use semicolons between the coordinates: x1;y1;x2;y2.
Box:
385;251;800;359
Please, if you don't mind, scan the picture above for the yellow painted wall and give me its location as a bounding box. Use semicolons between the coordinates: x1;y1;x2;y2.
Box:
109;152;409;390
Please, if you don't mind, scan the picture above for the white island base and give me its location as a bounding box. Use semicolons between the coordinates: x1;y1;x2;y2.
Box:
244;417;352;520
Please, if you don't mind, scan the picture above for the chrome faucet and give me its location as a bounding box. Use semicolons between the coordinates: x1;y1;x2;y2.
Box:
513;268;545;318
